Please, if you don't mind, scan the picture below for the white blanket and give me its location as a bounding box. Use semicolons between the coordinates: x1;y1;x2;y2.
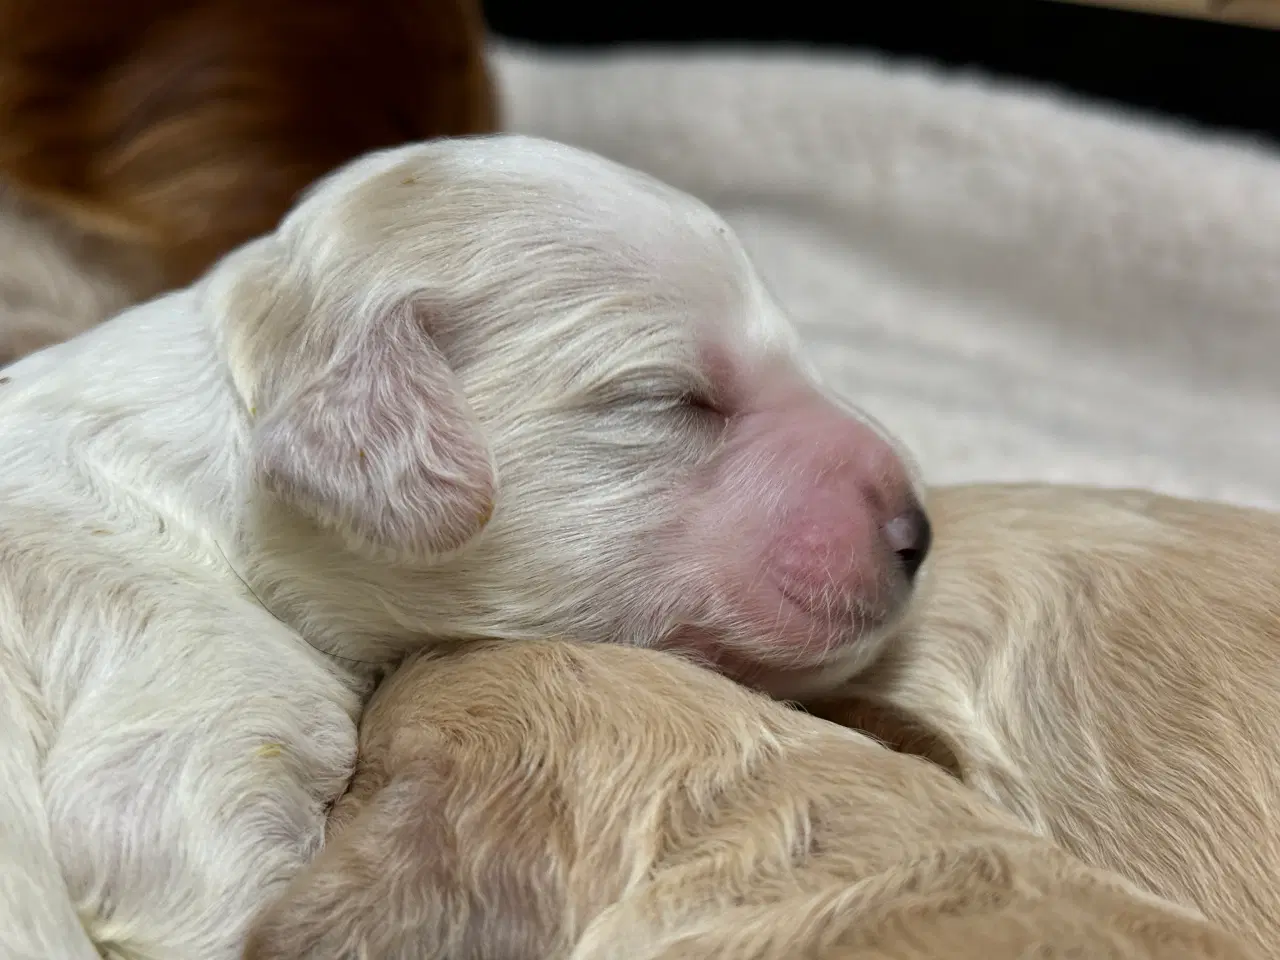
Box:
495;43;1280;509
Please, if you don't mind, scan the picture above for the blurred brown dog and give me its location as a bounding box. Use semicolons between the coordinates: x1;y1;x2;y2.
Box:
243;639;1253;960
810;484;1280;956
0;0;496;363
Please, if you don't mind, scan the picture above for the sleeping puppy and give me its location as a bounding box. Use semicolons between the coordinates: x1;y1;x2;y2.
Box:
809;484;1280;955
0;135;930;959
241;639;1256;960
0;0;496;364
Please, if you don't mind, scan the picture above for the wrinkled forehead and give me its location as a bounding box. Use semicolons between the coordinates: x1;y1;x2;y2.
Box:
299;135;733;254
435;139;756;289
287;135;803;368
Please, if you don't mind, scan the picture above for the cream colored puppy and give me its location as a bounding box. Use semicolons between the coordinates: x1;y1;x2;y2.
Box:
811;484;1280;955
243;639;1254;960
0;135;928;960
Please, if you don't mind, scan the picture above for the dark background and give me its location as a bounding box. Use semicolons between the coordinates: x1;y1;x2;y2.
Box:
482;0;1280;144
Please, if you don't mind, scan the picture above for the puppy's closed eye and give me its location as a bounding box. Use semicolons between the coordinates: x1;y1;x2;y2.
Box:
620;389;730;448
679;390;727;418
562;372;727;433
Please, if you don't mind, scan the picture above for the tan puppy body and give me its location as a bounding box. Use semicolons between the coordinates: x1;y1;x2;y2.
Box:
244;640;1253;960
813;484;1280;954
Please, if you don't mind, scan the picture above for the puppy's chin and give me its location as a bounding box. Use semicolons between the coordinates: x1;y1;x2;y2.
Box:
660;616;901;701
735;639;894;700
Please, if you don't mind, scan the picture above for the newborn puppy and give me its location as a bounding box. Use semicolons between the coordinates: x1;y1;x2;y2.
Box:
0;135;925;959
810;484;1280;955
0;0;496;364
242;640;1255;960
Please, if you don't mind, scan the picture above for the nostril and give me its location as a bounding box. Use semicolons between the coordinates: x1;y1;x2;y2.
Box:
884;506;932;581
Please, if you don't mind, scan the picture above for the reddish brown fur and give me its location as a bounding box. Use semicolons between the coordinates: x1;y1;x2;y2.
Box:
0;0;497;291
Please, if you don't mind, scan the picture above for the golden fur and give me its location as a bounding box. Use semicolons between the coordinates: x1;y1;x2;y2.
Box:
243;639;1254;960
0;0;496;363
811;484;1280;955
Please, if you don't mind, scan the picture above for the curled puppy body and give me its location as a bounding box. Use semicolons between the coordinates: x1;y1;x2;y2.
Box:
0;0;497;365
0;135;926;959
809;484;1280;955
242;640;1254;960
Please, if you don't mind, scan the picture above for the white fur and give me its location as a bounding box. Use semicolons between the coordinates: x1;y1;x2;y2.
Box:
0;134;913;959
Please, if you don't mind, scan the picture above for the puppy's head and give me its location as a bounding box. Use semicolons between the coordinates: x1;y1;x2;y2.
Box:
214;135;927;696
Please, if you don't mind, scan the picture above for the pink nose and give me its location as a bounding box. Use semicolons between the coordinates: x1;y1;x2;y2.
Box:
763;412;930;617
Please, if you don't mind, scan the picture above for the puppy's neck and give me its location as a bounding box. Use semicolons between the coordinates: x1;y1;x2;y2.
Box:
822;571;1055;838
870;652;1048;829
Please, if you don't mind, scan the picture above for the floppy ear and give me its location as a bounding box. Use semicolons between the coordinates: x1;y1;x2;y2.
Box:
251;296;497;562
242;758;562;960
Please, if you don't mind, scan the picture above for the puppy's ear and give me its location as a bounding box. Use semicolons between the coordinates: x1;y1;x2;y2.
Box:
242;758;560;960
251;297;497;561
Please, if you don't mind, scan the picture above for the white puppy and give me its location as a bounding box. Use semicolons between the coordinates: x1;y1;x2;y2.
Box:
0;134;927;960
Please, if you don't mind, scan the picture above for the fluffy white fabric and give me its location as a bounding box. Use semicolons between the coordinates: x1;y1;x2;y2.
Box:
495;42;1280;509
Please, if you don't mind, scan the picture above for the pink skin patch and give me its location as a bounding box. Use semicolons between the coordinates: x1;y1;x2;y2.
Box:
663;351;926;693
